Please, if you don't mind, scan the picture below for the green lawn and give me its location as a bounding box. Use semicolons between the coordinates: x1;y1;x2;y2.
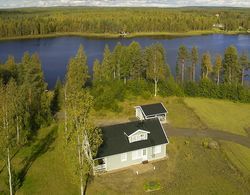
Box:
1;97;250;194
184;98;250;136
0;125;78;195
16;125;78;195
87;137;250;194
222;141;250;180
93;96;206;129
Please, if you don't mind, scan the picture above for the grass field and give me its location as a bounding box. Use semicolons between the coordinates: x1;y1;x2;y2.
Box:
222;141;250;180
184;98;250;136
87;137;250;194
1;97;250;194
93;96;206;129
16;125;78;195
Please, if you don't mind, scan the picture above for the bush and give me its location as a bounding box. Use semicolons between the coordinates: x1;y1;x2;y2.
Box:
159;77;184;97
91;80;125;111
144;181;161;192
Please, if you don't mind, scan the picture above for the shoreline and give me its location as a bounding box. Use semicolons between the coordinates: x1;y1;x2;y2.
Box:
0;31;249;41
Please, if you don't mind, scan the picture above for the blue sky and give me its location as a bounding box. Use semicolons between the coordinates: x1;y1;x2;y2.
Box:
0;0;249;8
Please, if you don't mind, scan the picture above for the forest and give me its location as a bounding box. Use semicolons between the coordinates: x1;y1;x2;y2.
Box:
0;41;250;194
0;7;250;38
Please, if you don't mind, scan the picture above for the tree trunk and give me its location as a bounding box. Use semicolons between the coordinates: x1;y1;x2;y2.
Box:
113;70;116;79
16;115;20;145
7;148;13;195
192;64;195;82
217;71;220;85
154;79;158;97
241;68;244;86
64;87;68;135
123;77;127;85
181;59;185;83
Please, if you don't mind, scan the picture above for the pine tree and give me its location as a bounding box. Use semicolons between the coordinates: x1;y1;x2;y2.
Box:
177;45;188;83
102;45;113;81
191;47;198;82
112;42;123;80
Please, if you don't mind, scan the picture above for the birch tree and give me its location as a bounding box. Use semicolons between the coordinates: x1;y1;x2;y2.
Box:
0;82;16;195
214;54;222;85
239;52;250;86
146;44;167;96
65;44;102;195
201;52;212;79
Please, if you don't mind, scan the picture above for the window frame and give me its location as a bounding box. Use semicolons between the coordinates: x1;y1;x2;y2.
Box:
154;145;161;154
121;152;127;162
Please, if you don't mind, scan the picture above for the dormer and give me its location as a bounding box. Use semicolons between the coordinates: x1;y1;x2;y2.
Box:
125;129;150;143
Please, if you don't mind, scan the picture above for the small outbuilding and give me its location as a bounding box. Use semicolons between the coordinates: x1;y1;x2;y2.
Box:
135;103;168;124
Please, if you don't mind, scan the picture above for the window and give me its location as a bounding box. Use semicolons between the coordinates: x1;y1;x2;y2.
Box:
129;133;147;143
121;153;127;162
154;145;161;154
132;149;142;160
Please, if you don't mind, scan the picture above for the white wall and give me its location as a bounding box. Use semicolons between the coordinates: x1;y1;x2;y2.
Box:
105;144;167;171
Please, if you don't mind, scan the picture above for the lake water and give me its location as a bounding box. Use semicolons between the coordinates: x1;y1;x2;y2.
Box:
0;34;249;89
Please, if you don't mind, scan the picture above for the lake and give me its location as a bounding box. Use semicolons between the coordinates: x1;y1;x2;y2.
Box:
0;34;249;89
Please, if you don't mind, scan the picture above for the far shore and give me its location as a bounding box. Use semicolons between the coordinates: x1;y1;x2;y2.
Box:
0;30;249;41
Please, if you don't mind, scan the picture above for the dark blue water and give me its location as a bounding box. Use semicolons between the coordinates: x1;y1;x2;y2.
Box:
0;34;249;88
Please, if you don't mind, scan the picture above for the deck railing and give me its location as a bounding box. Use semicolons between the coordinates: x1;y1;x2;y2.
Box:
94;164;107;173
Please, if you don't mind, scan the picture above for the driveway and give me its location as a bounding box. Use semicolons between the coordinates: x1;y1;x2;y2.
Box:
165;124;250;148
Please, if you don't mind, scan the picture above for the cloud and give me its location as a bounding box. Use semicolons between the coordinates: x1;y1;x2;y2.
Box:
0;0;249;8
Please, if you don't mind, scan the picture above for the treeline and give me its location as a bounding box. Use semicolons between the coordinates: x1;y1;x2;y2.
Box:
0;48;102;194
0;53;52;194
91;41;250;110
0;7;250;38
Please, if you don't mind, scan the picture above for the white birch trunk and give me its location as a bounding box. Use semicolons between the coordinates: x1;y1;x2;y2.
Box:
181;59;185;82
64;87;68;135
7;148;13;195
154;79;158;97
192;64;196;82
241;68;244;86
16;115;20;145
217;71;220;85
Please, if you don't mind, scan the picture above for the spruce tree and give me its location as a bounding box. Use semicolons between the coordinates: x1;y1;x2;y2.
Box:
223;45;241;84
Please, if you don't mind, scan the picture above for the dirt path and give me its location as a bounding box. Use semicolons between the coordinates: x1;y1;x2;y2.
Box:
165;125;250;148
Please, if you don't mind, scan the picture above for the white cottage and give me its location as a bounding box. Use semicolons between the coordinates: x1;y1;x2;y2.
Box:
135;103;168;124
94;118;169;173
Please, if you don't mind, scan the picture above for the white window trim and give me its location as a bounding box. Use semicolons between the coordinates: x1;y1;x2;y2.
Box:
121;153;127;162
154;145;161;154
132;149;143;160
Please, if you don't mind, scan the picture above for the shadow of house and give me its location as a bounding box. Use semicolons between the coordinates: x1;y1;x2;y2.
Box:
16;127;57;190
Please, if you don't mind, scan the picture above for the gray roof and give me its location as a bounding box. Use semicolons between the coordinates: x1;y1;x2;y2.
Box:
95;118;168;159
139;103;167;116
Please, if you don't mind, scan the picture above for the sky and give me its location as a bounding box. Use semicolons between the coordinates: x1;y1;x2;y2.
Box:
0;0;249;9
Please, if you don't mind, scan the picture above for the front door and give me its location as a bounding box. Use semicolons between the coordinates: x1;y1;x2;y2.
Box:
142;148;147;161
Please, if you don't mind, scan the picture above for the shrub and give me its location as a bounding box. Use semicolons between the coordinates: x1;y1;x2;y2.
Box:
144;181;161;192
